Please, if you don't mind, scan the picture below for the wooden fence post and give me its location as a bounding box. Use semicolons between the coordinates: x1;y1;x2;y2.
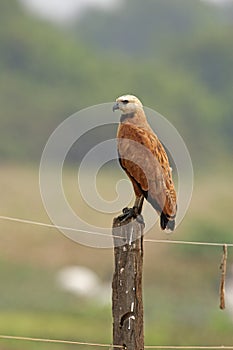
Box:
112;216;144;350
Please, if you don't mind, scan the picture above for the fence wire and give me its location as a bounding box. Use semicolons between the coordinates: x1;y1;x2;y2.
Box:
1;334;233;349
0;215;232;349
1;215;233;247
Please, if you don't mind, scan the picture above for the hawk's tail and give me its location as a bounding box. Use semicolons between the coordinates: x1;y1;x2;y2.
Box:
160;212;175;231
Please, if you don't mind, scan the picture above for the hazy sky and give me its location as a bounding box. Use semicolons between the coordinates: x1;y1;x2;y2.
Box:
203;0;233;3
18;0;233;23
18;0;122;22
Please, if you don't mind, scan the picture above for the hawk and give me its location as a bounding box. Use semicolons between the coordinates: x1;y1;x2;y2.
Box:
113;95;177;231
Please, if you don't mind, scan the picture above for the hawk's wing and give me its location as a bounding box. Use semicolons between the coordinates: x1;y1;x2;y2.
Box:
117;123;177;219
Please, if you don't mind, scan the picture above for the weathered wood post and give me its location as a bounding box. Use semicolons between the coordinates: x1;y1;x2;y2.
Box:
112;216;144;350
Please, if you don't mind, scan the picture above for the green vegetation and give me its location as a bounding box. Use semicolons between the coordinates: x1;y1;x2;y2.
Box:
0;0;232;165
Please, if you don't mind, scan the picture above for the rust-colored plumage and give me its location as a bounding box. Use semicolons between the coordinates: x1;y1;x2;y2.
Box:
113;94;177;231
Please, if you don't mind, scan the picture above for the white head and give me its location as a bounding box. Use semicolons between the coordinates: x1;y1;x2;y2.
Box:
113;94;143;114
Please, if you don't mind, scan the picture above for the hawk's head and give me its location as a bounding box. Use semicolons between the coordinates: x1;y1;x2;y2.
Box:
113;95;143;114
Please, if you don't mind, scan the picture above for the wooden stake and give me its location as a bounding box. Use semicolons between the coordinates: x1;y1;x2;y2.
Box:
219;244;228;310
112;216;144;350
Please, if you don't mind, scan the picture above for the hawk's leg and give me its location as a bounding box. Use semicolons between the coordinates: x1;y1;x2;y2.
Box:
118;195;144;225
134;195;144;215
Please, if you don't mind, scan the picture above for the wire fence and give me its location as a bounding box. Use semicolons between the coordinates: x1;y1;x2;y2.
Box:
0;214;232;349
1;215;233;247
1;335;233;349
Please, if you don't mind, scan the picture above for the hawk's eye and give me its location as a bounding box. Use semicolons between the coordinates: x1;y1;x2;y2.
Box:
122;100;129;104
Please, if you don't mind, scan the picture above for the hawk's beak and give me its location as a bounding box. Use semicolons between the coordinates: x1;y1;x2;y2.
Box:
112;102;119;112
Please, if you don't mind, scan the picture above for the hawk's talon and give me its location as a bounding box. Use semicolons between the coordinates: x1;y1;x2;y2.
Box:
117;206;142;223
122;207;129;214
118;207;134;222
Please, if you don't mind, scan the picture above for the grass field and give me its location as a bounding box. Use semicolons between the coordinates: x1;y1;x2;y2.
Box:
0;163;233;349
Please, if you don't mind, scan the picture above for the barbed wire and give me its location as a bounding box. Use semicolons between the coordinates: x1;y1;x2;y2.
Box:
1;334;233;349
0;215;232;247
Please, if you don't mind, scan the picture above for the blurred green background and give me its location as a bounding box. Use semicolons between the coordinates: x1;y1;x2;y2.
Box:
0;0;233;348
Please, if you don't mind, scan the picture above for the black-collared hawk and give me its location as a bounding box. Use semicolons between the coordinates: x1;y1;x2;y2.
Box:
113;94;177;231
